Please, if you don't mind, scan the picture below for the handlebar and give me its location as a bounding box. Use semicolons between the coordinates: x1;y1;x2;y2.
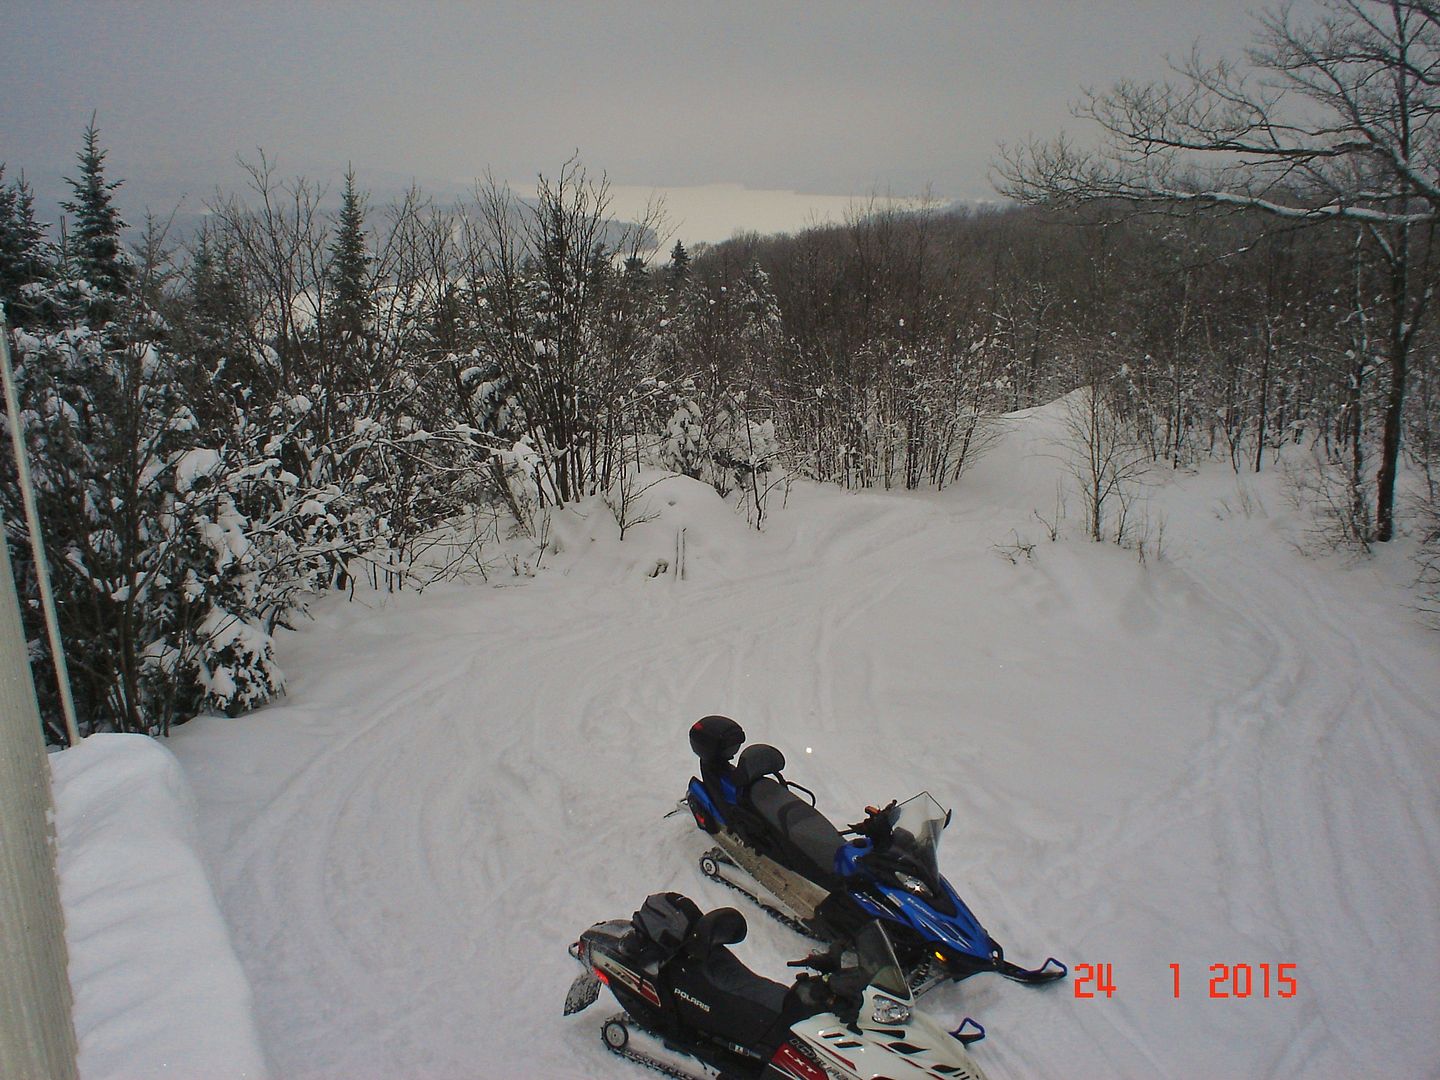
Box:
788;946;842;973
847;798;899;840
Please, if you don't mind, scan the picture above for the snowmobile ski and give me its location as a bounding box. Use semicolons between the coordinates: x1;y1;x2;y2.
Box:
992;955;1068;984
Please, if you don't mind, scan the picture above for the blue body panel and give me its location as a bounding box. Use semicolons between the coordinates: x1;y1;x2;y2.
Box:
687;777;725;827
836;837;992;961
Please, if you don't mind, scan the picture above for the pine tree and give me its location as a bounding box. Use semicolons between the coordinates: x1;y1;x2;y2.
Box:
327;167;371;346
179;227;266;422
669;239;691;285
5;126;293;737
60;118;132;315
0;168;53;324
189;229;246;333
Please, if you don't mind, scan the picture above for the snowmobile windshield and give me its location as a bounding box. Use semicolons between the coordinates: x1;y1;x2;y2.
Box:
853;921;912;1001
886;792;948;879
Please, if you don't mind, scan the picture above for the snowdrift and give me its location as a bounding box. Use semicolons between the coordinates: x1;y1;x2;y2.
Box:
52;734;268;1080
541;469;758;584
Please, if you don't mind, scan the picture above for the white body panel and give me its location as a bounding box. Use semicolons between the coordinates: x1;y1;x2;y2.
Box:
790;986;989;1080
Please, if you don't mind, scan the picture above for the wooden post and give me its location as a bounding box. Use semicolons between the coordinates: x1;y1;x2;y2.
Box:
0;508;80;1080
0;315;79;745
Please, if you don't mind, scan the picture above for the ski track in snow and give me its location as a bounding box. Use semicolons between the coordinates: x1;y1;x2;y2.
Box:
170;409;1440;1080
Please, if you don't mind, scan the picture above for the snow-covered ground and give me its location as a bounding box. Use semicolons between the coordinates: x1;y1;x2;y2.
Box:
153;398;1439;1079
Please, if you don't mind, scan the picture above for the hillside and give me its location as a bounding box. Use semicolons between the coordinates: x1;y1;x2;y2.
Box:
156;398;1440;1078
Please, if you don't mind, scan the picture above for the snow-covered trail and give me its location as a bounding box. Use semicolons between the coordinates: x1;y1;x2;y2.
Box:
170;407;1440;1079
1119;502;1440;1077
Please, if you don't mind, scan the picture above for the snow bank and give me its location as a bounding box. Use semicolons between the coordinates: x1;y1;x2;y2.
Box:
542;468;757;583
51;734;268;1080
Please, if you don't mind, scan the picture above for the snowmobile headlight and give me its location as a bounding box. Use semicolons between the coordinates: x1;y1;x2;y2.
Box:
871;995;912;1025
895;871;932;899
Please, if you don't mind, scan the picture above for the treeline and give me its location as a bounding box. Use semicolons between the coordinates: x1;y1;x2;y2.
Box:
700;201;1439;505
0;133;795;742
4;124;1439;742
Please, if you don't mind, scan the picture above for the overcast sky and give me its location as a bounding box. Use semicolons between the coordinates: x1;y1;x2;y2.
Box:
3;1;1293;244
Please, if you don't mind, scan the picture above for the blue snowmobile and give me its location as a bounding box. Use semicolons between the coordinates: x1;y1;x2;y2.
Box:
682;715;1066;993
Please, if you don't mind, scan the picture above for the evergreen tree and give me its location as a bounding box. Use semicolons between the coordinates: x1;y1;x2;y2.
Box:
4;287;201;734
0;167;53;324
3;128;292;738
60;119;132;315
189;229;248;336
669;239;691;285
178;227;266;422
327;167;371;346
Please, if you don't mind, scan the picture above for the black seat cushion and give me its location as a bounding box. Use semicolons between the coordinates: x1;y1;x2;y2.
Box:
747;777;845;878
686;907;747;959
668;944;790;1050
734;743;786;788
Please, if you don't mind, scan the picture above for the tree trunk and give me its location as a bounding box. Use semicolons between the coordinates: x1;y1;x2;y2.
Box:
1375;334;1408;542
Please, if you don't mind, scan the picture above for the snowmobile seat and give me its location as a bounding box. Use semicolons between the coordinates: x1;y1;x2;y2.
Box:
733;743;786;788
747;776;846;881
684;906;748;958
670;908;793;1052
729;744;845;881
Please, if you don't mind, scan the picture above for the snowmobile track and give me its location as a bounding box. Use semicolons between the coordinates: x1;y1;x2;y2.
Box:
601;1014;714;1080
698;848;823;942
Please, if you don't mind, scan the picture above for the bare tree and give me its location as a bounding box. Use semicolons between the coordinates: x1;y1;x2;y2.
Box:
464;157;665;506
1064;356;1151;543
999;0;1440;541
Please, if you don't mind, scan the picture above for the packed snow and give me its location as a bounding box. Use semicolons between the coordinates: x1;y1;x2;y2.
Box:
131;396;1440;1078
50;734;268;1080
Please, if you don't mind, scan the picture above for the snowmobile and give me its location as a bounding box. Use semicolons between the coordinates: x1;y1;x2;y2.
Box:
565;890;990;1080
682;715;1066;994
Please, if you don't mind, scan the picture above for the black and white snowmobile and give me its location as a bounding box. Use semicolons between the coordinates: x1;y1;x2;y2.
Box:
682;715;1066;994
565;891;989;1080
